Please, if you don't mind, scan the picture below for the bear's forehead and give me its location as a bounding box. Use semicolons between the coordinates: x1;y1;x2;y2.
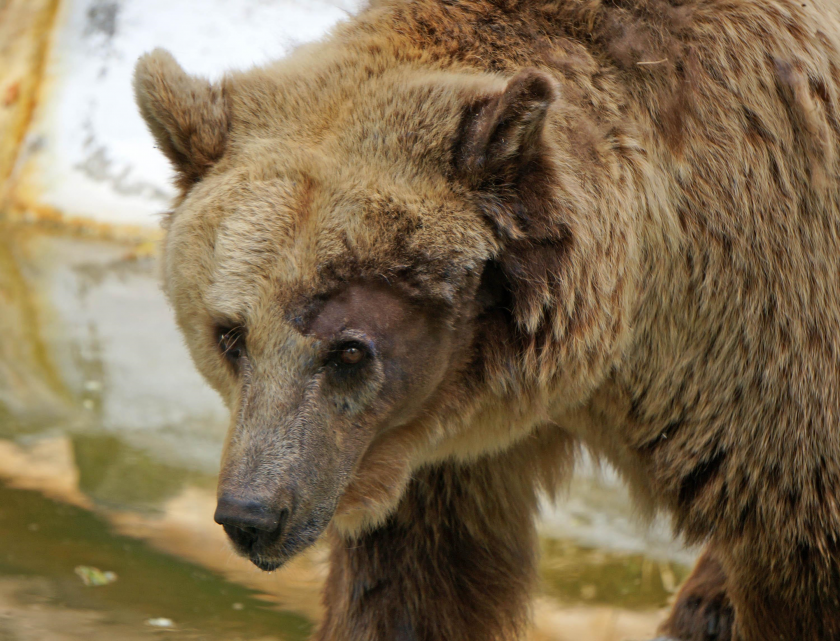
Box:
183;156;497;323
226;63;493;165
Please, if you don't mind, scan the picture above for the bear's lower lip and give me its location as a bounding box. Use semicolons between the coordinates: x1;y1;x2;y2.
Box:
251;557;282;572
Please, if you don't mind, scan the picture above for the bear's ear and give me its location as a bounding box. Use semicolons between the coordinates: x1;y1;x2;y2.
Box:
134;49;229;189
453;69;557;194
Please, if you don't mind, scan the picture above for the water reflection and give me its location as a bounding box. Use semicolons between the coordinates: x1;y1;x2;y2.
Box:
0;220;694;641
73;435;200;510
0;479;311;640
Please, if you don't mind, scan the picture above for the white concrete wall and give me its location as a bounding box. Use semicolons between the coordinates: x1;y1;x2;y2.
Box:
12;0;362;228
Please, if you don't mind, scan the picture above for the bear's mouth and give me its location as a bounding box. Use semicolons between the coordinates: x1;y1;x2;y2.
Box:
224;509;334;572
251;557;282;572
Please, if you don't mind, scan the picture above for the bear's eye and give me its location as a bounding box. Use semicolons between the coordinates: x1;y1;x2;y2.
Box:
329;341;368;368
340;345;364;365
218;327;246;364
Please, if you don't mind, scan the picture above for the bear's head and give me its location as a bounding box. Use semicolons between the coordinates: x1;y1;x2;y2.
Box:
134;48;600;571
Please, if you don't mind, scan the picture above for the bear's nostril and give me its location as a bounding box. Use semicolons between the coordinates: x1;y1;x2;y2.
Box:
214;495;282;533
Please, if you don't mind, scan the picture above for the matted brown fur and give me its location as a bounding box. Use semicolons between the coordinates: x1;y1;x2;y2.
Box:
661;547;734;641
134;1;840;639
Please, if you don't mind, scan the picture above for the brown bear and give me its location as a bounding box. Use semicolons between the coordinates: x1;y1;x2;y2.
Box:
133;1;840;639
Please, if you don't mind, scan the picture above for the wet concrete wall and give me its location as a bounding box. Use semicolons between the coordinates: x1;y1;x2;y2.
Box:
0;0;59;190
2;0;362;232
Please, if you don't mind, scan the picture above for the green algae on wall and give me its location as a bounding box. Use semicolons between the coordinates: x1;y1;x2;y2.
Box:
540;538;691;611
0;223;69;418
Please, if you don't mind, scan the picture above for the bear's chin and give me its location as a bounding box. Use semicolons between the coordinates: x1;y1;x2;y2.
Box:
236;511;334;571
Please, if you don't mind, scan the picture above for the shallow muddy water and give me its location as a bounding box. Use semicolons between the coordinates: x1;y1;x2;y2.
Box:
0;220;697;641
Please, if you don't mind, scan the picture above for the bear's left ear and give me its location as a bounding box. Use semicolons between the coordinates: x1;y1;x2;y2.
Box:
134;49;230;190
454;70;571;340
453;69;557;202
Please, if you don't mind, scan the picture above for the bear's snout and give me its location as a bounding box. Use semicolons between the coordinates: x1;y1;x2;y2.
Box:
214;494;289;568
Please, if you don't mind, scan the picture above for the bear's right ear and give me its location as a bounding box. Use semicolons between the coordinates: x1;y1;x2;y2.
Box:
134;49;229;189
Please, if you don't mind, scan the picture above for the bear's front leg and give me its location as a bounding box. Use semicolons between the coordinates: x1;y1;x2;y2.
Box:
664;500;840;640
659;547;734;641
315;434;570;641
719;541;840;641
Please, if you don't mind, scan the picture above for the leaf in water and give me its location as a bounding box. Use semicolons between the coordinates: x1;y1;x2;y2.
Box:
74;565;118;586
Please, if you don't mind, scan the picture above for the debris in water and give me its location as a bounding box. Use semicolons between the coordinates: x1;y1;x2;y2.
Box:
580;584;598;600
74;565;117;586
146;618;175;628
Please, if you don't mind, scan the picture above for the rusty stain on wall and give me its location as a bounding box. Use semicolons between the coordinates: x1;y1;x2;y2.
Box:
0;0;156;242
0;0;61;195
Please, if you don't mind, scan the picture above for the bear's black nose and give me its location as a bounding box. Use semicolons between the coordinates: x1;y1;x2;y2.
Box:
214;495;283;533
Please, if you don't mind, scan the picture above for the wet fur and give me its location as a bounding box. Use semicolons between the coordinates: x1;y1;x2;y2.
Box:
135;1;840;640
